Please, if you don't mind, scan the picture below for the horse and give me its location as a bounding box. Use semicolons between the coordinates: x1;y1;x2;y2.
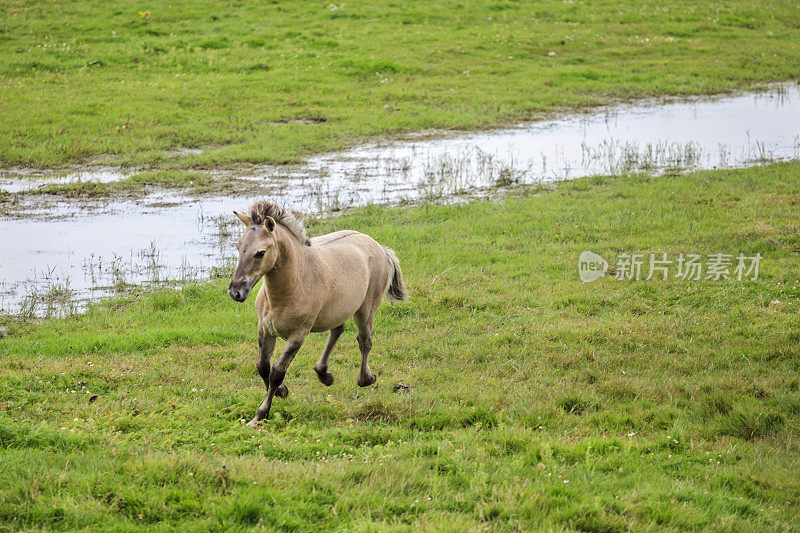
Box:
227;200;408;427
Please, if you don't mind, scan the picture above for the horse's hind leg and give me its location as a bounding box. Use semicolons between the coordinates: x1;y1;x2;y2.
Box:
354;310;377;387
314;324;344;386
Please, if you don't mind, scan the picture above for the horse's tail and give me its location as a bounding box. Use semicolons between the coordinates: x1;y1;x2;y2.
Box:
382;246;408;304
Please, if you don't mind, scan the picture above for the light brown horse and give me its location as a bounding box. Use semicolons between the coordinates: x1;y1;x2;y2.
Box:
228;200;407;427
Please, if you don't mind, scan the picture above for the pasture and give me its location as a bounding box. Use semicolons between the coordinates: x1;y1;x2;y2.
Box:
2;0;800;530
2;163;799;530
1;0;800;171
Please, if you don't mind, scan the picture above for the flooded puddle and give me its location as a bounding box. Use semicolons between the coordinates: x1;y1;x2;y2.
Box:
2;84;799;315
0;167;128;194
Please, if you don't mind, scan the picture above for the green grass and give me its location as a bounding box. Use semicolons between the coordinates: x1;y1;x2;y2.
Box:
2;163;799;530
1;0;800;168
31;170;223;198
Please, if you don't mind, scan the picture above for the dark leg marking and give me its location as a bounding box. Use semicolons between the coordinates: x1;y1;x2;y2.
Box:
357;333;377;387
248;337;304;426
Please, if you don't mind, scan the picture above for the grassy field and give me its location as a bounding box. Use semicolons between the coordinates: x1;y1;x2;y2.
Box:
1;163;799;530
1;0;800;168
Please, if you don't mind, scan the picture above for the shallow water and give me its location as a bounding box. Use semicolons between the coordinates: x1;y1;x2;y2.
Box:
0;167;128;194
2;84;799;315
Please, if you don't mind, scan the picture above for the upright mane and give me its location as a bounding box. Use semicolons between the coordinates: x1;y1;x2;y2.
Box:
248;200;311;246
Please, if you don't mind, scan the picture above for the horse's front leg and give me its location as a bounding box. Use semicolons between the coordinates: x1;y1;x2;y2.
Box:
247;333;305;427
254;323;288;399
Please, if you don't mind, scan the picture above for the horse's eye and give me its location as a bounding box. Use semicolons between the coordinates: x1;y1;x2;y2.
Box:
254;251;266;259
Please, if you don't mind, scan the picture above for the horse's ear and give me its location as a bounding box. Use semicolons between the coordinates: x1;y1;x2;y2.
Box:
234;211;253;226
264;216;276;233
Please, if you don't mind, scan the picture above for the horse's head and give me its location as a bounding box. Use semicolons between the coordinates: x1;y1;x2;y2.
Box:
228;211;278;302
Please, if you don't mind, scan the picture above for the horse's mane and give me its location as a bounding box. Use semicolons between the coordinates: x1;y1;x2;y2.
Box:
248;200;311;246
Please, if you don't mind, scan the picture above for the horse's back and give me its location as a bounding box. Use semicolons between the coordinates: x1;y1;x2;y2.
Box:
310;230;385;258
311;230;370;247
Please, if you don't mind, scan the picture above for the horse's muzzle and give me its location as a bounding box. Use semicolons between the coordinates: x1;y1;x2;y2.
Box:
228;281;251;302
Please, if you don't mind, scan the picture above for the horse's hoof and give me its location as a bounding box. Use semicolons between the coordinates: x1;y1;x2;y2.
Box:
275;384;289;398
316;370;334;386
246;419;260;429
357;373;377;387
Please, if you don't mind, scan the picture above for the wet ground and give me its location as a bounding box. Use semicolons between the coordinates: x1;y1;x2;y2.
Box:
1;83;799;315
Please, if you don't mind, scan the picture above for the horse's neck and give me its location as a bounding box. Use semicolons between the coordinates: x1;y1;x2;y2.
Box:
263;227;308;305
